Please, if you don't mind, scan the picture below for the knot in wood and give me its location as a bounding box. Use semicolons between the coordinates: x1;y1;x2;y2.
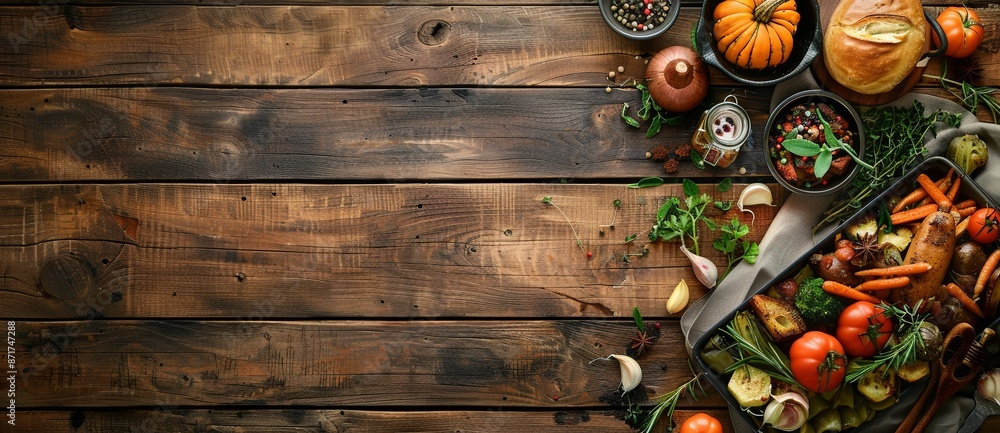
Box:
418;20;451;46
40;255;94;300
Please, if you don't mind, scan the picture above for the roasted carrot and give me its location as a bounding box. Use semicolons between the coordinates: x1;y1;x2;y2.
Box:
954;199;977;210
958;206;978;218
855;276;911;291
945;175;962;203
822;280;882;304
916;173;952;210
893;176;948;213
855;262;933;277
974;249;1000;298
891;203;938;225
946;282;986;319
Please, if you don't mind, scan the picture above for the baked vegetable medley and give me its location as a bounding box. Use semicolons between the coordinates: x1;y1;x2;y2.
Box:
699;162;1000;432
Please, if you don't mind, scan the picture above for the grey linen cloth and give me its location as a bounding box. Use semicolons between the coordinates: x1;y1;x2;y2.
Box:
680;70;1000;433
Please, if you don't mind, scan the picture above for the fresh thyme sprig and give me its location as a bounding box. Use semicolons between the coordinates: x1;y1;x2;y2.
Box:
925;58;1000;123
723;311;800;387
846;302;929;383
638;369;705;433
815;101;961;231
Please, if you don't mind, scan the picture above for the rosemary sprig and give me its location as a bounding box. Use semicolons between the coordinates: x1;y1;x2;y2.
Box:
925;58;1000;123
722;311;800;387
638;370;705;433
846;302;929;383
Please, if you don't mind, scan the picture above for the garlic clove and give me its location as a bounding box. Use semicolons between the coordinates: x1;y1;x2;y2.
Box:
611;354;643;394
666;279;690;314
737;183;774;224
762;390;810;431
978;368;1000;405
681;245;718;289
589;354;643;394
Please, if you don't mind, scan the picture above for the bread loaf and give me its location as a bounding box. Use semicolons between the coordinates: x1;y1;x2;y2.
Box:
823;0;927;95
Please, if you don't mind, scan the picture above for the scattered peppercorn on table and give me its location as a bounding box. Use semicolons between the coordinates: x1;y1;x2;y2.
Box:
0;0;998;432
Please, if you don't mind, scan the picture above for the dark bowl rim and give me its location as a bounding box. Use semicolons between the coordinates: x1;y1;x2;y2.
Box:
764;89;865;196
597;0;681;40
695;0;822;86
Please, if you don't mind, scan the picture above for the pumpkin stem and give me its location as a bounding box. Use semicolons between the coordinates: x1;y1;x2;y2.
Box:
753;0;787;22
665;59;694;89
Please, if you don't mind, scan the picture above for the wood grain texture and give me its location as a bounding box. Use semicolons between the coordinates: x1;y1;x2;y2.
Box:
0;183;782;319
10;319;727;408
0;5;996;88
10;409;740;433
0;87;776;182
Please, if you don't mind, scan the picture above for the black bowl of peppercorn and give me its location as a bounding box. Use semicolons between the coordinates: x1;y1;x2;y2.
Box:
599;0;680;40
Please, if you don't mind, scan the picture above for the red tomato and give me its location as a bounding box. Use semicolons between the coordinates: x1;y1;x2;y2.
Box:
790;331;847;393
836;301;893;357
932;7;985;58
968;208;999;244
679;412;723;433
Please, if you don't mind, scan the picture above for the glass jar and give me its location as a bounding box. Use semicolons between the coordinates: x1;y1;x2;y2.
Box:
691;95;751;168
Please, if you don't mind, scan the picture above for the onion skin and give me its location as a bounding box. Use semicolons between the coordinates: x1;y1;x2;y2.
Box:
645;46;709;113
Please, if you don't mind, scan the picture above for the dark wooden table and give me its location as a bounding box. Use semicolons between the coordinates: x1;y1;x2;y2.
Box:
1;0;998;432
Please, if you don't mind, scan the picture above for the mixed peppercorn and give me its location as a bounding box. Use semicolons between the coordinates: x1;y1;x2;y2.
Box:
768;102;857;189
609;0;672;32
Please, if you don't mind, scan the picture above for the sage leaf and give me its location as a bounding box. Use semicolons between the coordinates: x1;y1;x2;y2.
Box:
781;138;822;157
628;177;664;189
814;148;833;179
718;178;732;192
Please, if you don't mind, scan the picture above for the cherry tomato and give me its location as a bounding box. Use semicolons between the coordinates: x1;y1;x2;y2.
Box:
679;412;723;433
789;331;847;393
932;6;985;59
836;301;893;357
968;208;999;244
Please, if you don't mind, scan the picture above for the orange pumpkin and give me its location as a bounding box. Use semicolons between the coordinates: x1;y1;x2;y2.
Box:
713;0;800;70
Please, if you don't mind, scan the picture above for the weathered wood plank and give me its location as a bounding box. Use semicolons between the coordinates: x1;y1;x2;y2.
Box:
0;87;776;182
3;87;991;184
1;5;997;88
9;319;726;408
0;183;782;319
12;409;739;433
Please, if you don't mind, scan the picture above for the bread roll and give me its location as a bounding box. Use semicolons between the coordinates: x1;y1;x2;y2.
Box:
823;0;927;95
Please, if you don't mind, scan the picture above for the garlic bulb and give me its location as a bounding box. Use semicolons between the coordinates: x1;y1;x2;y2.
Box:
590;354;643;394
978;368;1000;405
737;183;774;223
681;245;718;289
762;390;810;431
666;279;690;314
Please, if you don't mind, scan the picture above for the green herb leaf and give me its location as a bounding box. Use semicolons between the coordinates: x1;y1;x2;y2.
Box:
717;178;732;192
662;113;684;126
742;240;759;264
714;200;732;211
645;115;662;138
627;177;664;189
691;149;705;169
633;307;644;333
625;234;637;243
613;199;622;208
781;138;822;157
542;196;552;204
682;179;698;198
621;103;641;128
814;148;833;179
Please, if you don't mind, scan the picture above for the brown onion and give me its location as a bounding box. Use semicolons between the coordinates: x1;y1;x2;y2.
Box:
645;46;709;113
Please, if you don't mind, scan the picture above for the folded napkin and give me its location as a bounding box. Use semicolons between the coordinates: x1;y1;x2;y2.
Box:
681;70;1000;433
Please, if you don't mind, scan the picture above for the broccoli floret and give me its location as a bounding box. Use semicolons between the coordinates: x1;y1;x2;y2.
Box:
794;277;845;326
